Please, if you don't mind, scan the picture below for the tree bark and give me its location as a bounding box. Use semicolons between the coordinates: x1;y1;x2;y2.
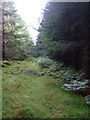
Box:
2;2;5;60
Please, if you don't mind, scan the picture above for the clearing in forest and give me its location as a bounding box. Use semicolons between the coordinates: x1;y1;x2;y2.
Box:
2;58;90;118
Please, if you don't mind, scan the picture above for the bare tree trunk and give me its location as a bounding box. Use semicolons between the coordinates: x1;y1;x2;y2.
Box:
0;1;2;61
84;2;90;78
2;2;5;60
87;2;90;78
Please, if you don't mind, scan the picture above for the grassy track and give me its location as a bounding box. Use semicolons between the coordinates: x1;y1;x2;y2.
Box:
2;59;90;118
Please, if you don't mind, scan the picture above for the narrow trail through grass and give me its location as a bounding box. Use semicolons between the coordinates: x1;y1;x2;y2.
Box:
2;59;90;118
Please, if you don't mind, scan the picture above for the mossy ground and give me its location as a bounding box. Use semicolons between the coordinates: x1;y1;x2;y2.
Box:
2;59;90;118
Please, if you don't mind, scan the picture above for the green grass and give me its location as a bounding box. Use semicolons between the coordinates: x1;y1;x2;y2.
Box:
2;59;90;118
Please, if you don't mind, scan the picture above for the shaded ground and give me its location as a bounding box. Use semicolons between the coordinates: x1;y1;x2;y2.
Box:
2;59;90;118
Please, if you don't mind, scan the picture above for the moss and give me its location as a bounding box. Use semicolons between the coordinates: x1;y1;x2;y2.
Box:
2;58;90;118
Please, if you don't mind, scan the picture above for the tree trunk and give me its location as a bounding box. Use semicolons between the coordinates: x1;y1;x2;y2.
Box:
2;3;5;60
84;2;90;78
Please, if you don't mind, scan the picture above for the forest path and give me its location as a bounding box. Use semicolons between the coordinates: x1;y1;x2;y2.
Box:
2;59;89;118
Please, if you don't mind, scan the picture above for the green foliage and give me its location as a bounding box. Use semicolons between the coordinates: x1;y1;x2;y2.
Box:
37;57;63;67
37;2;89;76
0;61;12;68
37;57;90;99
37;57;79;81
2;61;11;66
2;59;90;118
85;95;90;105
37;57;54;68
2;0;34;60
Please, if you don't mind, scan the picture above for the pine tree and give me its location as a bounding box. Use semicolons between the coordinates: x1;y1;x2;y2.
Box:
2;0;33;60
37;2;89;78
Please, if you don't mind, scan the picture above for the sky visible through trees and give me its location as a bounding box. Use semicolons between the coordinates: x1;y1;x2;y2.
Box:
13;0;49;44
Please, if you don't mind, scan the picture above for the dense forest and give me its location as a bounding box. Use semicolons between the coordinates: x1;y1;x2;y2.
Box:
1;1;90;78
1;0;90;118
37;2;90;78
2;0;34;60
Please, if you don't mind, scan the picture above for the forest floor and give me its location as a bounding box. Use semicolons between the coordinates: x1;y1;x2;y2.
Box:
2;58;90;118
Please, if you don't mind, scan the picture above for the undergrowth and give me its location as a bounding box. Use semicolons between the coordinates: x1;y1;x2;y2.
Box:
2;57;90;118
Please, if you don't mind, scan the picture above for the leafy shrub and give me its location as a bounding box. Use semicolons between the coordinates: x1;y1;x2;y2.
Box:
37;57;54;68
37;57;78;81
3;61;11;66
37;57;64;71
1;61;12;68
62;80;88;91
0;62;2;67
85;95;90;105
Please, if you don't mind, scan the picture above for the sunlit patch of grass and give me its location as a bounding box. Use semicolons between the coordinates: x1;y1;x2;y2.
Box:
2;59;90;118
